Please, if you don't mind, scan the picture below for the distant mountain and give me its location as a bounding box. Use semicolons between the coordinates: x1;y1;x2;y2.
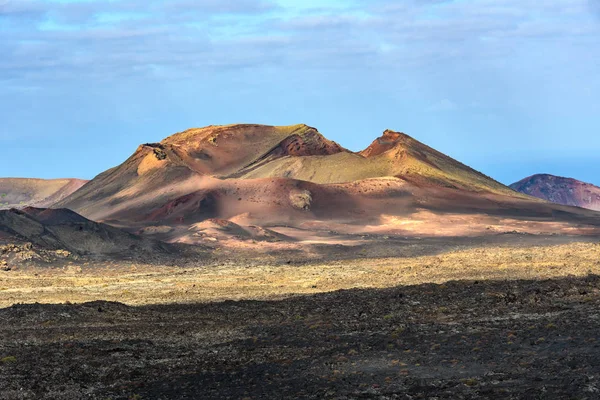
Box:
0;178;88;210
510;174;600;211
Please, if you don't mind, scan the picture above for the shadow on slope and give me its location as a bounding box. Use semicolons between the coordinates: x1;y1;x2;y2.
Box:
0;207;171;259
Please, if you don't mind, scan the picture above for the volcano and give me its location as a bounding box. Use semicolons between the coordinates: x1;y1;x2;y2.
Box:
511;174;600;211
53;124;600;243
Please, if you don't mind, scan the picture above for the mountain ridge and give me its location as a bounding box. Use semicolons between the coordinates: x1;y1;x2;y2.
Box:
56;123;524;222
49;123;600;243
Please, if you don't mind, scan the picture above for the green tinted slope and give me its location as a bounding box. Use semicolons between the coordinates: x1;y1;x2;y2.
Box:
239;129;529;197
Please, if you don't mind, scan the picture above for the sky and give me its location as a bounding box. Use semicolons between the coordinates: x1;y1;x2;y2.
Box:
1;0;599;185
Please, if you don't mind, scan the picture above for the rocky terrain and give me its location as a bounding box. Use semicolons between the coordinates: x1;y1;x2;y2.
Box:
511;174;600;211
1;236;600;399
2;271;600;399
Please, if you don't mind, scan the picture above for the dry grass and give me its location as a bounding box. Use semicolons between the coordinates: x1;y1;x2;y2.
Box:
1;242;599;308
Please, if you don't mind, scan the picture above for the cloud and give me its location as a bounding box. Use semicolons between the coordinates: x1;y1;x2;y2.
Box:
1;0;278;28
0;0;45;15
0;0;598;85
162;0;277;15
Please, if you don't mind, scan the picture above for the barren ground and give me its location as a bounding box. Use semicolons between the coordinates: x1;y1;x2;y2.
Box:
1;235;600;399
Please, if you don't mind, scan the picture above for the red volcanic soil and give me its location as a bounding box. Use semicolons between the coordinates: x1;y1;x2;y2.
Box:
511;174;600;211
273;131;344;157
146;191;220;224
359;130;412;157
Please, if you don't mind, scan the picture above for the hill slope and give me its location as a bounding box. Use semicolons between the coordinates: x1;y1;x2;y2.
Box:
0;207;168;257
241;129;520;196
0;178;87;210
57;124;346;220
511;174;600;211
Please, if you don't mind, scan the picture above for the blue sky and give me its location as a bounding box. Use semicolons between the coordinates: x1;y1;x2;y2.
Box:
1;0;599;185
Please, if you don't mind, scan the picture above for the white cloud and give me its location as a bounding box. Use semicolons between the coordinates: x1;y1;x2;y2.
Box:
0;0;598;85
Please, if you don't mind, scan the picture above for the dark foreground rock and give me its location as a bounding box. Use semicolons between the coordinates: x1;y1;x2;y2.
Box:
2;275;600;399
